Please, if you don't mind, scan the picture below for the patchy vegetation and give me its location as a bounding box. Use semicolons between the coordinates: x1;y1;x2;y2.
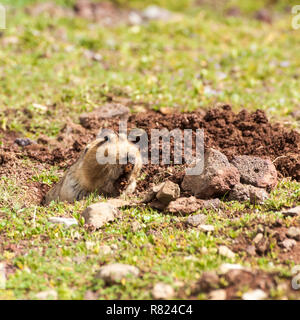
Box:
0;0;299;300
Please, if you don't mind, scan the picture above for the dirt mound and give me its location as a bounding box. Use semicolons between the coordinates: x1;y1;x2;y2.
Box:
1;105;299;203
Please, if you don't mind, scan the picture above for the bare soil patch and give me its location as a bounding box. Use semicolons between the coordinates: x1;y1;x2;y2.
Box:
1;105;299;204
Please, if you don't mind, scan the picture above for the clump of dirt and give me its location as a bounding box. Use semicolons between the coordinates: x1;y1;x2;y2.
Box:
1;105;299;203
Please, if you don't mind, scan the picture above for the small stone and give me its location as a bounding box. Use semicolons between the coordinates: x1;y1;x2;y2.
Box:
48;217;78;228
95;263;139;284
203;198;221;210
246;245;256;256
231;155;277;189
152;283;174;299
228;183;251;202
128;11;143;25
84;49;102;62
218;246;235;259
81;202;119;229
167;196;203;215
131;221;142;232
15;138;35;147
286;227;300;241
201;247;208;254
84;290;98;300
197;271;219;292
198;224;215;233
242;289;267;300
219;263;246;274
156;180;180;205
249;186;269;204
228;184;268;204
208;289;227;300
186;214;207;227
253;233;263;244
36;290;58;300
98;245;112;255
182;149;240;199
281;239;296;251
142;5;172;21
281;206;300;217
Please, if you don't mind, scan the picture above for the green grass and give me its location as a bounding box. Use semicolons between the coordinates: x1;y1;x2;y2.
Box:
0;0;299;300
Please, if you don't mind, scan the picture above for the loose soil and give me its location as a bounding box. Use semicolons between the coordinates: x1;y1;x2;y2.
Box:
0;104;299;204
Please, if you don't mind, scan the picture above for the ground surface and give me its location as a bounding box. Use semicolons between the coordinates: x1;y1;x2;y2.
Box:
0;0;300;300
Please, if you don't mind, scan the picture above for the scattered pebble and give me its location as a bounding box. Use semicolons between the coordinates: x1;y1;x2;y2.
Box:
253;233;263;244
286;227;300;241
156;180;180;205
208;289;227;300
48;217;78;228
81;202;119;229
36;290;58;300
182;148;240;199
15;138;35;147
98;245;112;255
281;206;300;217
281;239;296;251
152;282;174;299
142;5;172;21
95;263;140;284
186;214;207;227
218;246;235;259
242;289;267;300
231;155;277;189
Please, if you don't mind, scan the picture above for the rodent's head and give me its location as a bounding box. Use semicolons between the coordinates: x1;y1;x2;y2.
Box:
81;133;141;170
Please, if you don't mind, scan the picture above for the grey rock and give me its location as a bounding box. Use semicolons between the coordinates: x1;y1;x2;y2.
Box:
81;202;119;228
182;149;240;199
36;290;58;300
95;263;139;284
15;138;35;147
186;214;207;227
142;5;172;21
152;283;174;299
281;239;297;251
231;155;277;189
156;180;180;205
242;289;267;300
197;271;219;291
286;227;300;241
198;224;215;233
208;289;227;300
228;183;268;204
281;206;300;217
218;246;235;259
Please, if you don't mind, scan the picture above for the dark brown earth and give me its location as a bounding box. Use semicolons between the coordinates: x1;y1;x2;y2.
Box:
0;104;299;204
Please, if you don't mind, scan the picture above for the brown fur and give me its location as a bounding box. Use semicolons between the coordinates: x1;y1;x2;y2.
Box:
43;133;142;205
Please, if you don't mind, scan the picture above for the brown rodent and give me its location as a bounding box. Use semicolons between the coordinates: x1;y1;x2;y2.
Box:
43;133;142;205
